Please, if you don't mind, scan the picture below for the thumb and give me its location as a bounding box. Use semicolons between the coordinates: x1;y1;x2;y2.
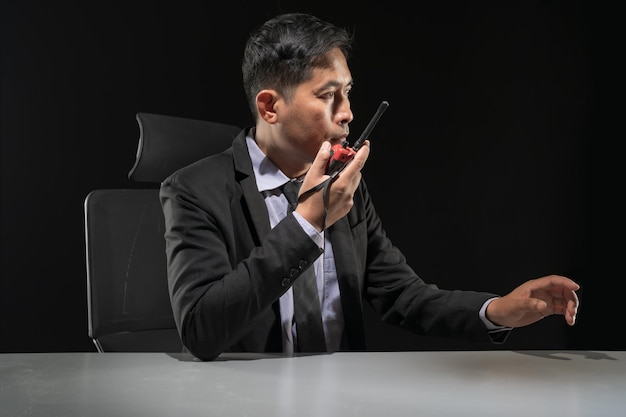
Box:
489;296;550;328
310;141;332;175
524;298;548;314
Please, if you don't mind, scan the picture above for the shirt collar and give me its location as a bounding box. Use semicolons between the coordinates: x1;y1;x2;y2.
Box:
246;129;290;193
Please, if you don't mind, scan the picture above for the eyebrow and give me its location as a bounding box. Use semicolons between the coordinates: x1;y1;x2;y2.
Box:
313;79;354;95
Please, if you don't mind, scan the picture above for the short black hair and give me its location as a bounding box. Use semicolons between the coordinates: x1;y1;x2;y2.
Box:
242;13;353;118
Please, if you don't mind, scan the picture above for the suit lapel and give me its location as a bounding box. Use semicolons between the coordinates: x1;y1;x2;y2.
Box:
232;131;271;242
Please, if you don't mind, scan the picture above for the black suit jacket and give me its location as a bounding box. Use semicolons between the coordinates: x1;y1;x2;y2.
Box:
160;130;500;361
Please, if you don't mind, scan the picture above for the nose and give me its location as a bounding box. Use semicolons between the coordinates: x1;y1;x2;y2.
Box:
336;99;353;127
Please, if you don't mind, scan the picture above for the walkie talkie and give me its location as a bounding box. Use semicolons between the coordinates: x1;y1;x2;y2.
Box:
325;100;389;176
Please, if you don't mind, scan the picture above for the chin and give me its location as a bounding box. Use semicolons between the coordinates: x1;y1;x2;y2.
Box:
329;138;344;147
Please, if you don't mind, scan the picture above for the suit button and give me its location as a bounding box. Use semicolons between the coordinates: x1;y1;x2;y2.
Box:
281;278;291;287
298;260;308;270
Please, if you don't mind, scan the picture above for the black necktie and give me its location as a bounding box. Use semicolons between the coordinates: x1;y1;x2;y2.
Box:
282;179;327;352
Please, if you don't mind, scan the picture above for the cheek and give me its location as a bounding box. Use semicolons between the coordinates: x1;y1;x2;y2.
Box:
303;106;332;132
283;103;332;153
297;118;328;157
312;111;327;126
291;107;328;135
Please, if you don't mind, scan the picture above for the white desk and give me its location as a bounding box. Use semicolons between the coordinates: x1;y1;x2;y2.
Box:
1;350;624;416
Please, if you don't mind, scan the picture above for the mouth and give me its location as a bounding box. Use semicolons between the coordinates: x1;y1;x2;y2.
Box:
329;137;347;147
331;128;350;146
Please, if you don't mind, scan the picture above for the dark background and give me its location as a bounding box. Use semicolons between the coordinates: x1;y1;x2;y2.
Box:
1;1;618;353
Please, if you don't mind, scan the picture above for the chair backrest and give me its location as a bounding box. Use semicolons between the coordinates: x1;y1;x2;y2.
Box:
84;113;241;352
85;189;182;352
129;112;242;182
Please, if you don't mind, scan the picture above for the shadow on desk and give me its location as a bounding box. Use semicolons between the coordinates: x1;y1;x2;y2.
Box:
514;350;618;361
166;349;620;363
166;351;331;362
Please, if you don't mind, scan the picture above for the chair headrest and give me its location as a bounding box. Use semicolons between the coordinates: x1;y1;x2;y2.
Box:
128;113;242;183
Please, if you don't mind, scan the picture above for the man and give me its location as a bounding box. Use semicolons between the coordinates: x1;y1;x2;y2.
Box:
160;12;579;361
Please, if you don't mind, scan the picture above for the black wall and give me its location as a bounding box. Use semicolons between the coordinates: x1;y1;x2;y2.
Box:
1;1;617;353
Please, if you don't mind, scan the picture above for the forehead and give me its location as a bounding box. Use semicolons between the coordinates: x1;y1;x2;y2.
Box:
306;49;353;89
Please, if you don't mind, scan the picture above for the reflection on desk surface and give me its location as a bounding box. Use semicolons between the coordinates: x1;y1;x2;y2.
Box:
1;350;624;417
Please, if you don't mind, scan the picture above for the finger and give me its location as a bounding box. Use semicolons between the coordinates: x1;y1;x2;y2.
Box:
309;141;333;177
517;297;548;316
342;140;370;175
531;298;548;313
555;289;579;316
566;296;579;325
542;292;579;325
520;298;550;322
567;288;580;307
545;275;581;291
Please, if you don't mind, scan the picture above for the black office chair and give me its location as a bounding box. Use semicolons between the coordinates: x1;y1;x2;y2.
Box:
84;113;241;352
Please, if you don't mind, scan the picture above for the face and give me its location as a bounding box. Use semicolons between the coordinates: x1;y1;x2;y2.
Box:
261;48;354;177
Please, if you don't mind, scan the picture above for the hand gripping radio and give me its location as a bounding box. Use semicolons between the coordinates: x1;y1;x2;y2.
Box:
325;100;389;176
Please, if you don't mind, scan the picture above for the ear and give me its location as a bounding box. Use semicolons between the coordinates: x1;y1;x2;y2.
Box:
256;90;279;124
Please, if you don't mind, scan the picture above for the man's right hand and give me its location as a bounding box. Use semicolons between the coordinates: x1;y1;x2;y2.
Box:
296;140;370;231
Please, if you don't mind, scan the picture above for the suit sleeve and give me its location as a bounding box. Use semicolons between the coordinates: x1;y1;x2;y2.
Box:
160;165;323;361
357;180;505;344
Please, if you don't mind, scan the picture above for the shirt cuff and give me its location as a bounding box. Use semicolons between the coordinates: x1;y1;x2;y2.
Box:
479;297;512;330
293;212;324;248
480;297;513;344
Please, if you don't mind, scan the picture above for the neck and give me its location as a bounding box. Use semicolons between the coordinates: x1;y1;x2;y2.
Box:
254;126;311;179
